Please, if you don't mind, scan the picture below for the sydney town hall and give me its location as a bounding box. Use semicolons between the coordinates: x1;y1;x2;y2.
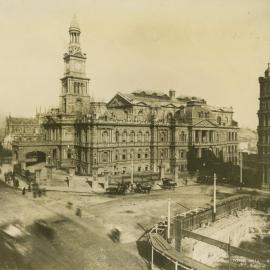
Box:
7;17;239;181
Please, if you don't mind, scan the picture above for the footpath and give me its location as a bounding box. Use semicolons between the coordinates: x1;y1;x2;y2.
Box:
0;163;199;194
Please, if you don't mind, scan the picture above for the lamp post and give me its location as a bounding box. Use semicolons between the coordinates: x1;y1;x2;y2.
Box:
213;172;217;222
131;153;134;185
239;151;243;189
167;198;171;240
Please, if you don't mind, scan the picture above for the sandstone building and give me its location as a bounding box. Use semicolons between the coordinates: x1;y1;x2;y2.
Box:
4;115;43;150
257;64;270;189
11;18;239;179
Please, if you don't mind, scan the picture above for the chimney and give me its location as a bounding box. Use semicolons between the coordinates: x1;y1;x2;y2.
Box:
169;89;176;99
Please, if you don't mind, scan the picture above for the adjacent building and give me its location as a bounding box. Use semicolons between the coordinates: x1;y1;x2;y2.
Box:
4;115;43;150
257;64;270;189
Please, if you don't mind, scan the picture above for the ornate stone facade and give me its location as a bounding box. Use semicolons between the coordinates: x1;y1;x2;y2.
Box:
4;115;43;150
11;18;239;178
73;90;238;177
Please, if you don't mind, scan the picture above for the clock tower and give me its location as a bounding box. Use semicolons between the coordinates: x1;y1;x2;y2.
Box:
60;16;90;114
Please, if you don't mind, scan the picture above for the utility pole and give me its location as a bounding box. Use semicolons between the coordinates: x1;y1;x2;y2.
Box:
167;198;171;240
151;245;154;270
228;236;231;270
239;151;243;189
213;173;216;221
131;154;134;185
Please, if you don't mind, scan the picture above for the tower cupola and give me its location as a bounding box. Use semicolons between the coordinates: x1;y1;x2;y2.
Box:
68;16;81;55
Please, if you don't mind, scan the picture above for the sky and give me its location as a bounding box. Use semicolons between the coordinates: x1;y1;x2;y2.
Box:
0;0;270;129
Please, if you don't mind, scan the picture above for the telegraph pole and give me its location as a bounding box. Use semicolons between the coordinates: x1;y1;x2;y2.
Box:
167;198;171;240
228;236;231;270
239;151;243;189
213;173;216;222
131;154;134;185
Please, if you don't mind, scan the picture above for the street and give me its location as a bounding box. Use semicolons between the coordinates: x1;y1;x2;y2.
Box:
0;178;237;270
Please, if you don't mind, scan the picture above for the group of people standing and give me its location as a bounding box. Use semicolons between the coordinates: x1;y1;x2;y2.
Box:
3;171;19;188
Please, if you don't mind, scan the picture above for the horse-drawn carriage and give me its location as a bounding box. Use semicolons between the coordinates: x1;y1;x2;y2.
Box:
161;178;177;190
105;182;129;195
106;181;152;195
134;182;152;194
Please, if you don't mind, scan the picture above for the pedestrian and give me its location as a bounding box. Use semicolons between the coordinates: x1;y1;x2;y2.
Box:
185;178;188;186
22;187;26;195
75;207;82;217
65;177;69;187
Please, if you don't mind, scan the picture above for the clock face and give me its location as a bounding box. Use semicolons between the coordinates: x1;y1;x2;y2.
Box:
75;62;81;71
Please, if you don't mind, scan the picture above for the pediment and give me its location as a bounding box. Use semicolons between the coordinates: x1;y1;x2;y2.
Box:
163;103;176;108
107;94;132;108
135;101;149;106
193;119;217;128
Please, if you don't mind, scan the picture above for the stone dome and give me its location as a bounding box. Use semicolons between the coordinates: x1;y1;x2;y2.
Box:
69;16;80;32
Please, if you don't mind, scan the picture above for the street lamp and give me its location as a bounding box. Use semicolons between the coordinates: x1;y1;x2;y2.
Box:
239;151;243;189
213;172;217;221
167;198;171;240
130;153;134;185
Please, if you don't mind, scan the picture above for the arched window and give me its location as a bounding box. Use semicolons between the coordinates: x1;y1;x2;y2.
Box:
144;132;150;143
101;152;109;163
116;131;119;143
160;132;165;143
167;113;173;122
137;131;143;142
130;131;135;142
138;110;144;121
67;149;72;159
180;131;186;143
217;116;222;125
102;131;108;143
122;131;127;142
137;149;142;159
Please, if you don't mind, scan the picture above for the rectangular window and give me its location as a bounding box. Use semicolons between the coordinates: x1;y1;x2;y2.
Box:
122;154;126;160
145;153;148;158
138;154;141;159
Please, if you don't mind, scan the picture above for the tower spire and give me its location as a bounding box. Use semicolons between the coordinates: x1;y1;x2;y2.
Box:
265;62;270;78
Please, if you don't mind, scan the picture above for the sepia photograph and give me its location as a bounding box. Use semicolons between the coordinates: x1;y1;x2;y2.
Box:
0;0;270;269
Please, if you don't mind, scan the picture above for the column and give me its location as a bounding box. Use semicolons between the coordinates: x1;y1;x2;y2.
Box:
205;130;208;143
197;148;202;158
209;130;212;142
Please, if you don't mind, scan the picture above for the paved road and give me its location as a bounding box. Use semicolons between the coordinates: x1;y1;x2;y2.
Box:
0;179;237;270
